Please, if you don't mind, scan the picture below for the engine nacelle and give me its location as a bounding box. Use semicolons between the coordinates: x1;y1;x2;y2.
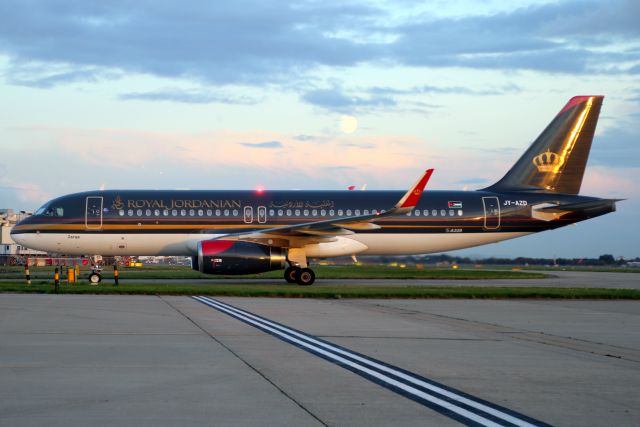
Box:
193;240;286;275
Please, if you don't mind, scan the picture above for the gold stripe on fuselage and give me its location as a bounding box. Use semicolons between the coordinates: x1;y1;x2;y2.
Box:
13;222;485;232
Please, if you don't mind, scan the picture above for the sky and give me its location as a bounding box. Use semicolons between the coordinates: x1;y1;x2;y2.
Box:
0;0;638;259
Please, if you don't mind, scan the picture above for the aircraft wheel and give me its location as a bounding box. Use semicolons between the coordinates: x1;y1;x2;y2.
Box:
88;272;102;285
295;268;315;286
284;266;299;283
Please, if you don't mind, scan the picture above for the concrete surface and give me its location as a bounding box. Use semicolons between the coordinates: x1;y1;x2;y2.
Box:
1;294;638;426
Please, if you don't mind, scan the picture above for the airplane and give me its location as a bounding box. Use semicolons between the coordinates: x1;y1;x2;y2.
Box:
11;95;619;285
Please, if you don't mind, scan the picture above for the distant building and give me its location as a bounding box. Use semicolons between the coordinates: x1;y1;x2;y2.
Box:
1;209;47;261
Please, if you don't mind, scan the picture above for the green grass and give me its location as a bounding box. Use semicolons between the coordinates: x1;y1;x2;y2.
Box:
521;266;640;273
0;281;637;299
0;265;547;280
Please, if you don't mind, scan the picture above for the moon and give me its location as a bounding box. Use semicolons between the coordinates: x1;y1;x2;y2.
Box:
339;115;358;134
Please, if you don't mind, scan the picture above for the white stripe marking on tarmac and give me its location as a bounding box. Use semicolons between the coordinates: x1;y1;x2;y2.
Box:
194;296;543;427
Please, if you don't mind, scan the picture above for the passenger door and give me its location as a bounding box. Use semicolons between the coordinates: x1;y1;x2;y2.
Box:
482;197;500;230
85;196;104;230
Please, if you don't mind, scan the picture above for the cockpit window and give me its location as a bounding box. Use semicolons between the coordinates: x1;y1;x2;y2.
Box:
35;204;64;217
35;203;50;216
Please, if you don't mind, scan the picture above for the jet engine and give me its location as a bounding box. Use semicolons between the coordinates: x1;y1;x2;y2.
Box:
192;240;286;275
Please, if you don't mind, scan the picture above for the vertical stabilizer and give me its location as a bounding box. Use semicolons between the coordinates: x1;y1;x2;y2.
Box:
484;95;603;194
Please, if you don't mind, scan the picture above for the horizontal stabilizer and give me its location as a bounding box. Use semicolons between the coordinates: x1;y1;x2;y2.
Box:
536;199;621;213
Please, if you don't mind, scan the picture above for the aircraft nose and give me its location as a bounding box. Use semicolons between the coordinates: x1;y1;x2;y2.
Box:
10;229;28;246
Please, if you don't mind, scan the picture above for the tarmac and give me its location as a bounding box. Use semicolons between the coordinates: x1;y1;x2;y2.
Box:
1;285;639;426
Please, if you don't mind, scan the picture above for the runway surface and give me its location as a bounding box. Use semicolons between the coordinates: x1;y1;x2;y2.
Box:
1;294;638;426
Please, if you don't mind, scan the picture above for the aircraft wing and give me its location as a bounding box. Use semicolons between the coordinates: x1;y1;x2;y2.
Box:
222;169;433;243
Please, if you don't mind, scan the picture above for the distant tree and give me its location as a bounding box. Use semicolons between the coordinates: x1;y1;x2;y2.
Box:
598;254;615;265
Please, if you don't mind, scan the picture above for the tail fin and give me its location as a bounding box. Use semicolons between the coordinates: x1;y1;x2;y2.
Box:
484;95;603;194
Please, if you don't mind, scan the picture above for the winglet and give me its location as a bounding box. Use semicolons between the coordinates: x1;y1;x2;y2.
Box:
393;169;434;213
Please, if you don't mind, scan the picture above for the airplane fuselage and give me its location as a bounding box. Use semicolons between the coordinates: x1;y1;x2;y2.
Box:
11;189;614;257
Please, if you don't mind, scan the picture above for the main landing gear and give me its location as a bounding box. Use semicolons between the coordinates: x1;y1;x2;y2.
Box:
285;247;315;286
284;266;316;286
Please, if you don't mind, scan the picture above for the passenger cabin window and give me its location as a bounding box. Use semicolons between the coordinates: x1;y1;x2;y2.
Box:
432;209;437;216
458;210;463;216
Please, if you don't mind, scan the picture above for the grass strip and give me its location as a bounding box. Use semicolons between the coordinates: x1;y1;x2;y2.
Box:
1;282;638;299
0;265;547;280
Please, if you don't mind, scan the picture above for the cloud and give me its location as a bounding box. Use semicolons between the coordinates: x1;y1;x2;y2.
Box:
0;1;382;88
368;84;521;97
301;81;521;113
293;134;318;142
118;88;257;105
0;163;52;205
581;166;639;197
301;87;395;113
392;0;640;74
455;178;488;185
6;127;427;191
590;122;640;168
0;0;637;92
239;140;283;148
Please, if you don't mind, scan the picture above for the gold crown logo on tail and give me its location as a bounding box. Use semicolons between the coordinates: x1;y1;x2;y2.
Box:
532;149;561;173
